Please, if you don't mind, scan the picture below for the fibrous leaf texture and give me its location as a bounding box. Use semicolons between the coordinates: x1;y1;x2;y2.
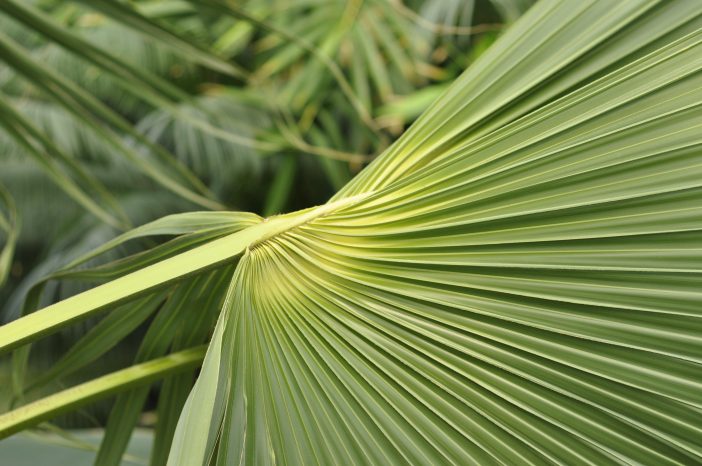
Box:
1;1;702;465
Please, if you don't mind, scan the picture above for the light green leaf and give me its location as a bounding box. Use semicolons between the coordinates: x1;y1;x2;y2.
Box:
0;195;365;355
94;268;229;466
0;347;206;440
25;293;167;390
165;268;240;466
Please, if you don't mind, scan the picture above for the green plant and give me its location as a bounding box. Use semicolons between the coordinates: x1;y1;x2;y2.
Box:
2;0;702;465
0;1;505;311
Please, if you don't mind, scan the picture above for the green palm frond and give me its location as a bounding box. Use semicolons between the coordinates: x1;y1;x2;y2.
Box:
0;98;117;164
0;95;128;229
0;346;206;440
0;0;228;217
73;0;246;79
136;93;271;196
246;0;439;110
1;1;702;465
0;0;191;107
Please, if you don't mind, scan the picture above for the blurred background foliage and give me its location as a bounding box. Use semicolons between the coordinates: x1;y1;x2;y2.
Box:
0;0;531;432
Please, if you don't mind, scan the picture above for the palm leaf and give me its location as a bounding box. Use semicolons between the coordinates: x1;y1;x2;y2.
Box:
0;0;234;215
0;28;221;211
0;0;188;104
136;93;272;196
73;0;246;79
0;96;128;229
0;346;206;439
1;1;702;464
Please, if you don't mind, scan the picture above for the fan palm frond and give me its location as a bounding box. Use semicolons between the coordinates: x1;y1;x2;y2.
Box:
1;1;702;465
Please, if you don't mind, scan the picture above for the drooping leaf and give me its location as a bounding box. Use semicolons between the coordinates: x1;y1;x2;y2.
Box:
25;293;167;390
6;211;262;400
